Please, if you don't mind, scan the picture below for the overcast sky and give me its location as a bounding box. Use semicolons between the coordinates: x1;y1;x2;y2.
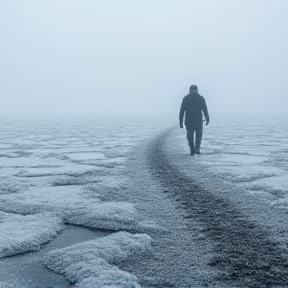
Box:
0;0;287;120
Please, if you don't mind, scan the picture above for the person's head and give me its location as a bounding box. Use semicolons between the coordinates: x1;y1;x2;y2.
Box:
189;85;198;93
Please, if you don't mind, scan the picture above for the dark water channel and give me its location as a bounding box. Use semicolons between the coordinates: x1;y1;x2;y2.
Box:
0;225;111;288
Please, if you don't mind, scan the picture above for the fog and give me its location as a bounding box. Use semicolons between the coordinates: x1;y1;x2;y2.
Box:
0;0;287;120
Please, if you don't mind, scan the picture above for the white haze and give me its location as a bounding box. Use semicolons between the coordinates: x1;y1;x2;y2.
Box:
0;0;287;120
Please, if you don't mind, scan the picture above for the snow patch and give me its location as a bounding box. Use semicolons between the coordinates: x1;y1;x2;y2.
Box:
77;276;141;288
0;186;145;231
15;164;100;178
0;211;63;258
66;152;107;161
43;232;152;286
0;283;14;288
0;157;64;168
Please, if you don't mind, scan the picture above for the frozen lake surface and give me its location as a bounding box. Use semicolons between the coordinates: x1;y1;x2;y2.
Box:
0;116;287;288
177;116;288;212
0;119;166;288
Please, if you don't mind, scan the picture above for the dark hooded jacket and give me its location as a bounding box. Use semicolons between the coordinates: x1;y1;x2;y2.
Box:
179;92;209;128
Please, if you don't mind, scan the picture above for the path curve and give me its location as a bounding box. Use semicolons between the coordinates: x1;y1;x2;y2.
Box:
145;128;288;288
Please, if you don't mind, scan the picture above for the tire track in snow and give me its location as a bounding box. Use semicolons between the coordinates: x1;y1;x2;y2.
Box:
148;128;288;288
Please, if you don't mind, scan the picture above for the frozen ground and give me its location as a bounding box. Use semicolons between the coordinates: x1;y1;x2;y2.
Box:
0;116;288;288
159;116;288;287
0;119;167;288
118;116;288;288
176;116;288;215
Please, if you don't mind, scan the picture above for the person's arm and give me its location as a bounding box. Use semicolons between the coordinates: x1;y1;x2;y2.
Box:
179;98;186;128
202;98;210;125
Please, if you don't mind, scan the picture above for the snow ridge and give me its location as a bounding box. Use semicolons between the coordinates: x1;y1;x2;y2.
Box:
0;211;64;258
42;232;152;286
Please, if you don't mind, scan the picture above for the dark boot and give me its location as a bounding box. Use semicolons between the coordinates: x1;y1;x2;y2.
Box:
190;147;195;156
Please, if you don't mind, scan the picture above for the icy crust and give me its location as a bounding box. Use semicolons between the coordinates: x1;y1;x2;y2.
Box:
0;283;14;288
42;232;152;286
0;211;63;258
0;156;65;168
175;117;288;210
0;120;168;286
77;277;141;288
0;186;101;212
168;120;288;244
0;186;146;231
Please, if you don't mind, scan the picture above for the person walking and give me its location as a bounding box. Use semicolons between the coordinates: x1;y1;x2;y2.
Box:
179;85;209;156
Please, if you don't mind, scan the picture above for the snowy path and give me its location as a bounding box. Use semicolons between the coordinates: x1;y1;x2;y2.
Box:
119;126;288;288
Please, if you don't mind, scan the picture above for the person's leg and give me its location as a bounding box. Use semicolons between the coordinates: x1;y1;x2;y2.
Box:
186;128;195;155
195;124;203;154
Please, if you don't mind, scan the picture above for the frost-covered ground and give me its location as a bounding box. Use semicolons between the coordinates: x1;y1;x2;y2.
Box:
1;116;288;288
168;116;288;251
0;119;167;288
176;115;288;214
